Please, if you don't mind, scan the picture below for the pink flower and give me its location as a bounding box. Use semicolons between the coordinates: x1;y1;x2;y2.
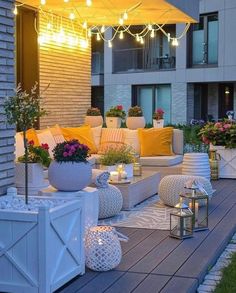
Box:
219;128;224;132
223;124;231;129
202;136;210;144
117;105;123;111
63;152;68;157
156;108;164;114
28;140;34;145
214;122;222;128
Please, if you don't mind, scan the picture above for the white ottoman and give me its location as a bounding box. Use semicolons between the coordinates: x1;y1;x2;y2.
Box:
158;175;213;207
182;153;210;180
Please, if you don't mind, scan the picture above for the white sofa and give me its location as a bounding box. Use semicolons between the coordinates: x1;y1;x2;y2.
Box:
15;127;183;178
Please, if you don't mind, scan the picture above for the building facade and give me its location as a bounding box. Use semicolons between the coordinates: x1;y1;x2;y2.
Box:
92;0;236;125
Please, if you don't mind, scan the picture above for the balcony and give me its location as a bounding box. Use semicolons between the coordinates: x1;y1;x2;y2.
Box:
92;52;104;75
113;48;175;73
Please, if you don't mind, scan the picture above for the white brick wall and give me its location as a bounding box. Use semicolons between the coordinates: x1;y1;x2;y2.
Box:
171;83;187;124
0;0;15;195
104;85;131;113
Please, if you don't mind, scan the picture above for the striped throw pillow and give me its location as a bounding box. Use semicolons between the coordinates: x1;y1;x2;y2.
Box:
98;128;125;154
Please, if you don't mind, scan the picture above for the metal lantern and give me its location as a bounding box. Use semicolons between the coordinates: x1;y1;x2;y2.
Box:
170;198;193;239
209;150;221;180
181;181;209;231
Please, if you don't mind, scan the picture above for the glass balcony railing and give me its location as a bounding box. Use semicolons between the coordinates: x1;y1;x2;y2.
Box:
113;48;175;73
92;52;104;75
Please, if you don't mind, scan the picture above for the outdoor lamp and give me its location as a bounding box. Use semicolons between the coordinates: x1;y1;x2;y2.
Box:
170;197;193;239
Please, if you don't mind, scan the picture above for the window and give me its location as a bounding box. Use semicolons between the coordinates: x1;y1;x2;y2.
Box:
188;13;218;67
133;85;171;124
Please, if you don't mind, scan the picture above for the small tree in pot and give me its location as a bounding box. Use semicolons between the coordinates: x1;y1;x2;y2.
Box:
4;83;47;204
126;106;145;129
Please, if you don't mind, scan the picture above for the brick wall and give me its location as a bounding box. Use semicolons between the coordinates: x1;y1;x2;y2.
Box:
39;15;91;128
104;84;131;113
0;0;15;195
171;82;187;124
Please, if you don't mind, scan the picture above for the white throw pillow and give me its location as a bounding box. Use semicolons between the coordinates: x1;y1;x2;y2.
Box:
37;129;57;158
123;129;140;155
91;125;102;150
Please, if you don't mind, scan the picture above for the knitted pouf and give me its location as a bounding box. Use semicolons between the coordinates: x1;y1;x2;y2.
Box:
158;175;213;207
85;226;122;271
98;184;123;219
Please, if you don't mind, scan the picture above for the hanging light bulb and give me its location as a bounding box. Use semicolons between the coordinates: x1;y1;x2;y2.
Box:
13;5;18;15
64;0;69;2
136;34;140;42
47;22;52;29
123;11;128;20
150;29;155;38
172;38;179;46
119;31;124;40
41;0;46;5
96;33;101;41
82;21;87;29
167;33;171;42
119;17;124;25
148;24;152;30
86;0;92;6
101;25;105;33
69;12;75;20
108;40;112;48
140;37;144;44
88;28;92;37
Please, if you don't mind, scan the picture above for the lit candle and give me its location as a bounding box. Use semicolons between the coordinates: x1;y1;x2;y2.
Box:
194;202;199;228
110;171;119;181
121;171;127;179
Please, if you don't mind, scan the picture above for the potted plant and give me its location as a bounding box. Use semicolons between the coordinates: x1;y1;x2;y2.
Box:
15;140;51;195
126;106;145;129
4;82;47;204
153;108;165;128
99;145;135;177
48;139;92;191
199;120;236;178
84;107;103;127
105;105;126;128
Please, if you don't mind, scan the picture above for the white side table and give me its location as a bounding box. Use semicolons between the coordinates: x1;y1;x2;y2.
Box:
182;153;210;180
39;186;99;231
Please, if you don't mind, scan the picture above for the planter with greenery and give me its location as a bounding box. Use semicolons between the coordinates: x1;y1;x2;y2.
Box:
4;83;47;204
105;105;126;128
99;145;135;177
153;108;164;128
15;140;51;195
126;106;145;129
84;107;103;127
48;139;92;191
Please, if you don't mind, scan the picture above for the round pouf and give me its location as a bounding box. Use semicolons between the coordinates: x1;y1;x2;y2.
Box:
85;226;122;271
159;175;213;207
98;184;123;219
182;153;211;180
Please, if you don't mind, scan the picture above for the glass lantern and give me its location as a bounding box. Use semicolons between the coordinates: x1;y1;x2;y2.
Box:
180;191;209;232
170;198;193;239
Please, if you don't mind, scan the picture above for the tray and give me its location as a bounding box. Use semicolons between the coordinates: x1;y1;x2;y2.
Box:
108;179;131;184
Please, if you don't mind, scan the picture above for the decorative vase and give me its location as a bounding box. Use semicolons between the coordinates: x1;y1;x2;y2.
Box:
105;117;121;128
153;119;164;128
182;153;211;180
126;116;146;129
48;161;92;191
15;162;48;195
84;115;103;127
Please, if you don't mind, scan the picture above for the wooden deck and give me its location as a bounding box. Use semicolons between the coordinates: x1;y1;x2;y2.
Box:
57;179;236;293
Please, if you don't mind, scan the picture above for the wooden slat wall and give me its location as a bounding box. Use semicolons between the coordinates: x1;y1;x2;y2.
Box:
39;15;91;128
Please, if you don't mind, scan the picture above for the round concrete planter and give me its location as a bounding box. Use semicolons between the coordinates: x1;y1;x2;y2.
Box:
105;117;121;128
84;115;103;127
126;117;145;130
48;161;92;191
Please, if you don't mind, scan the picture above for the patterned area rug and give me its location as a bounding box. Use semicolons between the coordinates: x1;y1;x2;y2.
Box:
99;195;177;230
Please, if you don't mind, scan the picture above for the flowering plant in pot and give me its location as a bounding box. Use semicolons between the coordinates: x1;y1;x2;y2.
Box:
105;105;126;128
126;106;145;129
153;108;164;128
49;140;92;191
4;83;47;204
85;107;103;127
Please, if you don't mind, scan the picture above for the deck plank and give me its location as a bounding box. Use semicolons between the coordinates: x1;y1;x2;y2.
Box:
132;274;170;293
160;276;198;293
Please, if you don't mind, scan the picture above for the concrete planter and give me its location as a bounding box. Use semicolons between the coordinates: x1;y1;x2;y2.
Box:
105;117;121;128
84;115;103;127
210;145;236;178
153;119;164;128
48;161;92;191
15;162;48;195
0;196;85;293
126;116;145;129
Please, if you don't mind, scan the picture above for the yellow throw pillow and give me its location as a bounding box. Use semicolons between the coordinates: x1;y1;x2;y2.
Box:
21;128;40;146
61;125;97;154
138;127;174;156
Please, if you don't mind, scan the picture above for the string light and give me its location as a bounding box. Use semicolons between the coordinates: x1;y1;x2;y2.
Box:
13;5;18;15
108;40;112;48
101;25;105;33
148;24;152;30
123;12;128;20
64;0;69;2
119;31;124;39
136;34;140;42
96;33;101;41
167;33;171;42
172;38;179;46
150;29;155;38
69;12;75;20
140;36;144;44
119;17;124;25
41;0;46;5
86;0;92;7
47;22;52;29
82;21;87;29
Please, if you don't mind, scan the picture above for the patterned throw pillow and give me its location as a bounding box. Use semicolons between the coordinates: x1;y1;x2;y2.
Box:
48;124;65;144
98;128;125;154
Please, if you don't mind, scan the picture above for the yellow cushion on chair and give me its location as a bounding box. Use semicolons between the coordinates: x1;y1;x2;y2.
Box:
61;125;97;154
23;128;40;146
138;127;174;156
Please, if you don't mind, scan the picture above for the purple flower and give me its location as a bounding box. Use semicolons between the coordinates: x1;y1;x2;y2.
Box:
63;152;68;157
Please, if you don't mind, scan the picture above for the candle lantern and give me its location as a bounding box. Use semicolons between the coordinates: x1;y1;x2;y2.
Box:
133;154;142;176
170;198;193;239
181;180;209;231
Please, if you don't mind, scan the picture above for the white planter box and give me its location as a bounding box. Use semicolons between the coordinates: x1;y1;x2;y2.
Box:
105;117;121;128
153;119;164;128
0;196;85;293
15;162;49;195
210;145;236;179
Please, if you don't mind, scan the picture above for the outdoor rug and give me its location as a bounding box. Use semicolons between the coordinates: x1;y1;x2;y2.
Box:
98;195;177;230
